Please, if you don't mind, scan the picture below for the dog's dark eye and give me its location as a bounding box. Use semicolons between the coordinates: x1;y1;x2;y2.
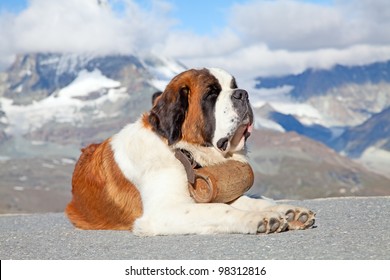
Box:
206;85;220;99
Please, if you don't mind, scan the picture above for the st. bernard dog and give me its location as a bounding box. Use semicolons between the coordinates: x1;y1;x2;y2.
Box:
66;68;315;236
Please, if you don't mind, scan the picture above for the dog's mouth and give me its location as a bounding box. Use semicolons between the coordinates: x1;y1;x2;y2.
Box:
230;121;253;147
216;121;253;152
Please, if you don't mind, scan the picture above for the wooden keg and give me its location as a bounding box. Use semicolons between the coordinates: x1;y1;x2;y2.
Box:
189;161;254;203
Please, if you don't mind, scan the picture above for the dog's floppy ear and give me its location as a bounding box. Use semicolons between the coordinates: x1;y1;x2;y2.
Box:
148;86;189;145
152;91;163;106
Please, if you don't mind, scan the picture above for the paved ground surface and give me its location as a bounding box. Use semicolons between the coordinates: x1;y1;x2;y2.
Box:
0;196;389;260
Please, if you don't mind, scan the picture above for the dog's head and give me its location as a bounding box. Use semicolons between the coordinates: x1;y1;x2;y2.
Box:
148;68;253;155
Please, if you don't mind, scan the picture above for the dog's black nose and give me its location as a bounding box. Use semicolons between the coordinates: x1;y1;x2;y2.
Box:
232;89;248;100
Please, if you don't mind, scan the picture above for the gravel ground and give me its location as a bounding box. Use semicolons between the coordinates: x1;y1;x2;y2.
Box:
0;196;389;260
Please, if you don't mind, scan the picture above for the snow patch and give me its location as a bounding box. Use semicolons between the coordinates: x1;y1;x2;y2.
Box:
0;156;10;162
142;55;186;91
247;80;325;126
0;69;125;135
58;69;120;98
0;115;8;124
254;117;285;132
252;96;324;126
359;147;390;179
61;158;76;165
39;53;95;75
15;85;23;93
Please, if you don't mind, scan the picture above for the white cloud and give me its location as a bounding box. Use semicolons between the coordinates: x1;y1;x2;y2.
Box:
13;0;126;52
1;0;390;79
0;0;175;69
228;0;390;50
229;1;345;50
174;0;390;78
178;43;390;82
155;28;242;58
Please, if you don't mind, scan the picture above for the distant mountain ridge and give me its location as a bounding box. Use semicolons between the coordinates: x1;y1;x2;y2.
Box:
254;60;390;179
3;53;149;105
333;106;390;157
0;52;185;146
256;61;390;100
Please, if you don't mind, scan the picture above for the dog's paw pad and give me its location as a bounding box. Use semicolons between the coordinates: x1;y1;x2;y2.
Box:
256;213;288;234
298;212;308;224
266;205;316;231
269;218;280;233
286;209;295;222
257;221;267;234
287;209;315;230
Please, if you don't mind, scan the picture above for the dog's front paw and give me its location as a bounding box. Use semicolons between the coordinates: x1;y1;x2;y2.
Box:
254;212;288;234
265;205;315;230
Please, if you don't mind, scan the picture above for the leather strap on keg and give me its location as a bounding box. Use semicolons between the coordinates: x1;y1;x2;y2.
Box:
174;149;199;185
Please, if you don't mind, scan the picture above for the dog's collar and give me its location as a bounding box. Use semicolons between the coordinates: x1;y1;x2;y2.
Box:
174;149;201;185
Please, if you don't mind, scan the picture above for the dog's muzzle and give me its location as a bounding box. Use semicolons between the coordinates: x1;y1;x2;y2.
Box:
231;89;252;119
216;89;253;152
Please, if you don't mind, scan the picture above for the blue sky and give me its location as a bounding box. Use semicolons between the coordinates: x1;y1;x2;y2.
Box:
137;0;236;35
1;0;390;79
0;0;27;13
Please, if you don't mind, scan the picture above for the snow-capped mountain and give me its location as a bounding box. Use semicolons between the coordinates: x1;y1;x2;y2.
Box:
333;107;390;157
254;61;390;127
257;62;390;100
253;61;390;178
253;102;333;145
0;53;185;151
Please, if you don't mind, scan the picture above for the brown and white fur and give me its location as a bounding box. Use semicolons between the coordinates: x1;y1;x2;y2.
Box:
66;68;315;236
